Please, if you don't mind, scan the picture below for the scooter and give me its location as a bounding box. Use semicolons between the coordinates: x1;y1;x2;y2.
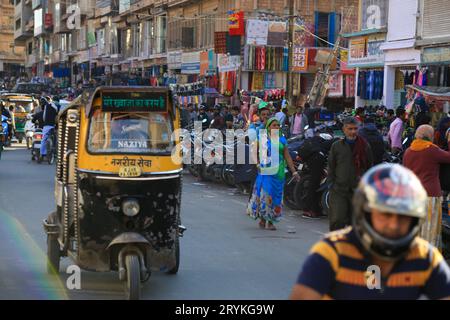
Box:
31;128;43;161
25;114;35;150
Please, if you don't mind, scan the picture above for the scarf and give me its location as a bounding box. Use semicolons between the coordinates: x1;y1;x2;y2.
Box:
352;136;369;178
410;139;437;151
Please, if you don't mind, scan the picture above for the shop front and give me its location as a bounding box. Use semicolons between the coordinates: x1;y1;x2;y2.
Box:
346;33;386;108
381;40;422;108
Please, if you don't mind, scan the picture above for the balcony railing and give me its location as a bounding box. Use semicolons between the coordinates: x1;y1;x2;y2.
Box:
0;25;14;32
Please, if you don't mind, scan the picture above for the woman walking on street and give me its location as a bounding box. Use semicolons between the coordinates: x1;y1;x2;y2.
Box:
247;117;299;230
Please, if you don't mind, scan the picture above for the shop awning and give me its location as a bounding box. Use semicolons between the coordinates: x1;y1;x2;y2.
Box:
406;85;450;99
204;87;223;97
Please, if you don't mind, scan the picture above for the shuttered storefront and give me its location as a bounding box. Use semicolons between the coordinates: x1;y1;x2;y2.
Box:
422;0;450;39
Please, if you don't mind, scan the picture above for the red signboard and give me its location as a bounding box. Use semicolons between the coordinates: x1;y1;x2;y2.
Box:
44;13;53;29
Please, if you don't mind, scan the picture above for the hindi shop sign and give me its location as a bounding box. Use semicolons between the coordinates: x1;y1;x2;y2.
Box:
292;47;308;72
101;91;168;112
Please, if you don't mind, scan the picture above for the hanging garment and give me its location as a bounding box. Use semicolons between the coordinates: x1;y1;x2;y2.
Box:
260;47;266;70
283;47;289;71
404;71;410;85
367;70;374;100
357;71;364;99
244;45;250;70
214;32;228;54
395;69;405;90
422;69;428;86
414;69;419;85
226;35;241;56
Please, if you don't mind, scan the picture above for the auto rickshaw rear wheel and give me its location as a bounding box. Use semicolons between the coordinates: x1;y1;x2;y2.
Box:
167;237;180;275
125;254;141;300
46;235;60;275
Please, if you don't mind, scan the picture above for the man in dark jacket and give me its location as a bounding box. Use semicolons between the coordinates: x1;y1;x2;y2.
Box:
33;96;59;160
298;133;336;219
327;117;373;231
358;116;385;165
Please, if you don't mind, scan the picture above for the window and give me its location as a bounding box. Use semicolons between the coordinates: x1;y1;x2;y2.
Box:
110;23;118;54
61;34;66;52
15;18;21;31
200;15;214;49
155;15;166;54
88;110;174;154
28;42;32;55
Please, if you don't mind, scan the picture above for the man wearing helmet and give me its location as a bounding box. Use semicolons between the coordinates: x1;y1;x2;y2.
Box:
197;105;210;131
290;164;450;300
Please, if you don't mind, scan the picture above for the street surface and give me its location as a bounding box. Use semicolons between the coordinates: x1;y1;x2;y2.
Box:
0;143;328;299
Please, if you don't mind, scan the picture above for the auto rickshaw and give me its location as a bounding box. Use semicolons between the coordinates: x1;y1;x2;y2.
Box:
0;93;35;143
43;86;186;299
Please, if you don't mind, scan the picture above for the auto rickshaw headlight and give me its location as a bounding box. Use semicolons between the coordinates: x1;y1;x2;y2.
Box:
122;199;140;217
68;112;78;123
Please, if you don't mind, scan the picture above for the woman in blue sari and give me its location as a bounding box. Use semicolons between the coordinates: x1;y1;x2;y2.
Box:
247;117;299;230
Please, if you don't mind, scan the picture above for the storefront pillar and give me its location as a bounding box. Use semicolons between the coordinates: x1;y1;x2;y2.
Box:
383;65;396;108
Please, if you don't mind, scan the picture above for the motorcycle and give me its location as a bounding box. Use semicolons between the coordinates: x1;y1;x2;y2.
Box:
283;130;336;213
1;115;11;147
31;128;43;161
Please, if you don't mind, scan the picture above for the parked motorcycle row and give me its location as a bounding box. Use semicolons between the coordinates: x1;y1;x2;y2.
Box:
183;121;339;216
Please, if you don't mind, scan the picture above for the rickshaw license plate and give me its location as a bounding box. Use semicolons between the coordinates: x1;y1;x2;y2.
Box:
119;166;142;177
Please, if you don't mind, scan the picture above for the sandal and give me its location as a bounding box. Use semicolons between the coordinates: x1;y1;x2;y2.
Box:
259;219;266;229
266;223;277;231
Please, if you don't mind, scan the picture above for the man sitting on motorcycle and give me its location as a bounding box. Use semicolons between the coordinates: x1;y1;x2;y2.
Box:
33;96;59;161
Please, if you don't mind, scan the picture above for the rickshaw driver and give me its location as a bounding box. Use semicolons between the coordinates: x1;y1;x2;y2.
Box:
110;116;150;150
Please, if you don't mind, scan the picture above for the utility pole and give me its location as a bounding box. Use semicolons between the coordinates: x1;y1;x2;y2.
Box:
307;6;353;108
287;0;295;107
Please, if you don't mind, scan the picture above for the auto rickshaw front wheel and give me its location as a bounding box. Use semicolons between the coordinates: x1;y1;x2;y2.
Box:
46;235;60;275
125;254;141;300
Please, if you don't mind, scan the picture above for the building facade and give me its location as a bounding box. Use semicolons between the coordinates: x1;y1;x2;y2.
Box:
1;0;25;79
14;0;360;109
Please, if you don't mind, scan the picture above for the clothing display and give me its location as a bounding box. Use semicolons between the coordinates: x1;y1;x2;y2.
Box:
357;70;384;100
244;45;288;71
395;69;405;90
345;75;355;98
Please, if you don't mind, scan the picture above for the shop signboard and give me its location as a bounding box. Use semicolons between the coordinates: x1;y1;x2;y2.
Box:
348;34;385;67
168;51;182;70
328;73;343;97
292;47;308;72
422;46;450;64
181;51;200;74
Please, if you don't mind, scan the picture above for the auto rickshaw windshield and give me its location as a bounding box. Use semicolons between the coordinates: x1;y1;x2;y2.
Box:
88;109;174;154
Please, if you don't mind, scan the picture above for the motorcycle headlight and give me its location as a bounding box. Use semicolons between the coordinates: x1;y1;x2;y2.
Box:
122;199;140;217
